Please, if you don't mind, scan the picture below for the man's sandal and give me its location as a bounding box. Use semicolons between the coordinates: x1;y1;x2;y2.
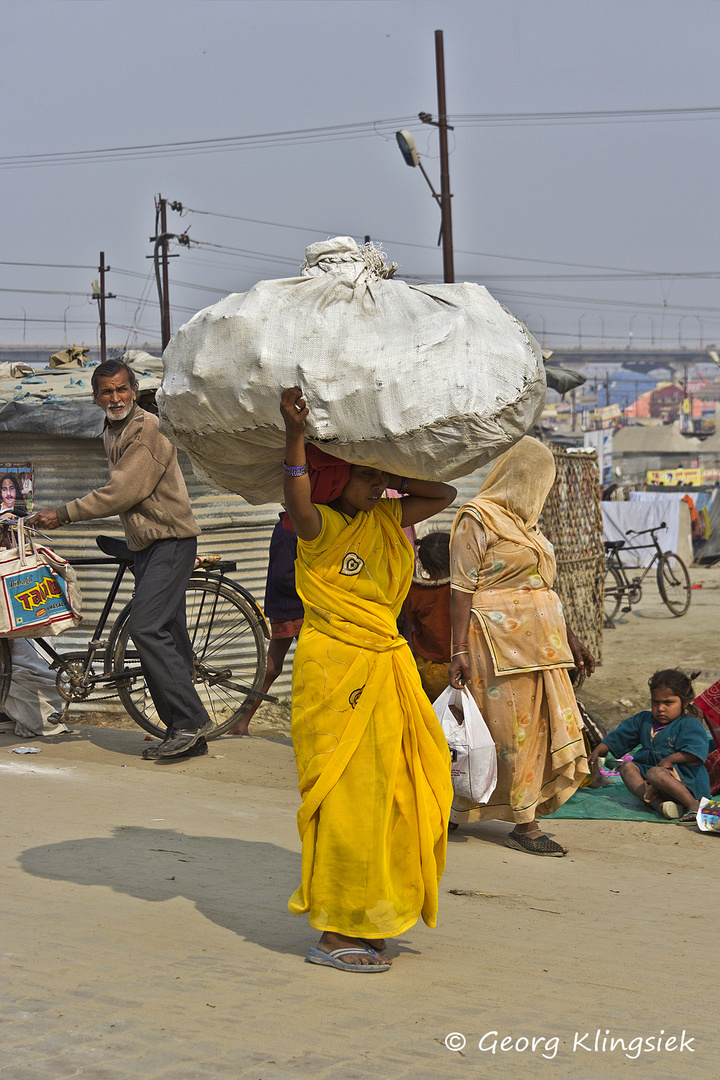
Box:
505;830;567;857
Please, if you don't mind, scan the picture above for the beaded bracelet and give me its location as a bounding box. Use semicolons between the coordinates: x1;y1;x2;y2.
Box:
283;460;308;477
398;477;411;495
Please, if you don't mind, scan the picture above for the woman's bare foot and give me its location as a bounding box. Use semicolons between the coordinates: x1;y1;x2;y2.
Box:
361;937;386;952
317;931;391;966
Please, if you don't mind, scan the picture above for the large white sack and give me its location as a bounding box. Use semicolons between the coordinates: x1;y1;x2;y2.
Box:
158;237;546;504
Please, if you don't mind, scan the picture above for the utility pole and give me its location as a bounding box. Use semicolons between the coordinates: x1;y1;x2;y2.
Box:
160;198;171;349
149;194;186;351
434;30;454;283
419;30;454;282
91;252;115;364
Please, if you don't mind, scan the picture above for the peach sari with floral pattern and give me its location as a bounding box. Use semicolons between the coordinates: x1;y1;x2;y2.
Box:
450;510;588;825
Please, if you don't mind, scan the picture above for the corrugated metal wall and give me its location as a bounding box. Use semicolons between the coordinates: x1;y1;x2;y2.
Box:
1;430;489;706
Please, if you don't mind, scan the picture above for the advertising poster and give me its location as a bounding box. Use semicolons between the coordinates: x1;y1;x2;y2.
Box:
0;462;33;515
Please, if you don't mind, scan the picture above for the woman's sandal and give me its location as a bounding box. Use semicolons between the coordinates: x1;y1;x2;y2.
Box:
505;829;567;857
677;808;699;825
360;938;386;953
305;946;390;972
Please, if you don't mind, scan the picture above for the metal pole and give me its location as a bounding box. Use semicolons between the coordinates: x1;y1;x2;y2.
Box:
434;30;454;283
98;252;107;364
160;197;171;349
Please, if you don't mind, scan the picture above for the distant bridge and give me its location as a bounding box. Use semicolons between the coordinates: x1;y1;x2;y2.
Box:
543;347;720;374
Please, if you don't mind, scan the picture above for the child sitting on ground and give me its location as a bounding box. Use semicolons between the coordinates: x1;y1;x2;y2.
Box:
403;531;451;701
588;668;711;823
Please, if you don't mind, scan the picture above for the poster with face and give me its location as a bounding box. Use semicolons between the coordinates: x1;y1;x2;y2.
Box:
0;463;33;516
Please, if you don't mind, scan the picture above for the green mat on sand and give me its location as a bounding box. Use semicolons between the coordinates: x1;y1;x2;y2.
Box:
546;777;675;822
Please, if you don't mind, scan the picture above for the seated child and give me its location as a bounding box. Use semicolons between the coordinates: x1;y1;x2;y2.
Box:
403;531;451;701
588;668;711;823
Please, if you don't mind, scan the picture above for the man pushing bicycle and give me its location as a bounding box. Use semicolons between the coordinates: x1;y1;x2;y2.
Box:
30;359;212;761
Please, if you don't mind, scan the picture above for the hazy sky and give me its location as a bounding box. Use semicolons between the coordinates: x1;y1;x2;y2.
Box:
3;0;720;354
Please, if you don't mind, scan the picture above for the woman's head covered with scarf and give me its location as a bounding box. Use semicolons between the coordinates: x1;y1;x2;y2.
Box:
480;436;556;527
468;436;557;585
283;445;352;530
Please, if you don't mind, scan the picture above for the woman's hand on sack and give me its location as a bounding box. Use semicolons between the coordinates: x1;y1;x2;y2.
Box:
280;387;308;434
449;653;470;690
566;627;595;677
27;509;60;530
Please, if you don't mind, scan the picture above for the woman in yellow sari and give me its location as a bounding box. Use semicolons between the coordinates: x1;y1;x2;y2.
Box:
281;387;455;973
448;437;593;856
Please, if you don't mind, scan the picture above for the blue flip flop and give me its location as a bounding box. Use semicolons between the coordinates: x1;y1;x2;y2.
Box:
305;946;391;972
360;938;386;953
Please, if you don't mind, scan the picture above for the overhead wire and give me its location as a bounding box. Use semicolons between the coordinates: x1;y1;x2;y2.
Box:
4;104;720;169
174;203;719;277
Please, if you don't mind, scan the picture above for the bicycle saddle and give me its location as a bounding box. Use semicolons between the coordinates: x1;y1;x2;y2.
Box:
604;539;625;551
96;535;135;563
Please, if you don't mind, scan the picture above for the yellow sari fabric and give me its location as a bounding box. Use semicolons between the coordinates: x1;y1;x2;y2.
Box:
289;498;452;938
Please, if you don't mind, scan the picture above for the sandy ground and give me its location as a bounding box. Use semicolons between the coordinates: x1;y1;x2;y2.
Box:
1;567;716;1079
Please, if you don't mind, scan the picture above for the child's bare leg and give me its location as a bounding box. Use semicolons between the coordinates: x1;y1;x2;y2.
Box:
226;637;294;736
619;760;648;801
644;766;700;812
588;757;614;788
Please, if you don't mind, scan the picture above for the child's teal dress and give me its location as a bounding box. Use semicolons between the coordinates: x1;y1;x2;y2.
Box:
603;711;710;799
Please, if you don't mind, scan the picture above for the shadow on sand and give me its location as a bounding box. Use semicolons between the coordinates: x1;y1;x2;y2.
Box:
19;825;307;956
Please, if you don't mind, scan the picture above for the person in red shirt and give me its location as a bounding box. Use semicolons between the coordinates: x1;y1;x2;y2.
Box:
404;532;452;702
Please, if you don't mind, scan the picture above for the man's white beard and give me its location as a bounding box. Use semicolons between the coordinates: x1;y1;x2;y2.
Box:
104;403;132;422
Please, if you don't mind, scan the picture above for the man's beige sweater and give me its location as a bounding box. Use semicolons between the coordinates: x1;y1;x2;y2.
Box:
56;404;200;551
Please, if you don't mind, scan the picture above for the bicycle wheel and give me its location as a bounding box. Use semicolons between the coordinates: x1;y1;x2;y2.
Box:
656;553;691;616
0;638;12;709
111;577;268;738
603;565;623;625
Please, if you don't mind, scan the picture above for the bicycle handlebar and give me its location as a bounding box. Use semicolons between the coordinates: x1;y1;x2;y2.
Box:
626;521;667;538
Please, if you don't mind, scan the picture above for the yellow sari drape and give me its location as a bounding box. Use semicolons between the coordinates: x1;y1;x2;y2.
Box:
289;499;452;938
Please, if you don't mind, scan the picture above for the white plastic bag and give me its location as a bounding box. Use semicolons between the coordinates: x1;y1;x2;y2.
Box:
433;685;497;803
158;236;546;504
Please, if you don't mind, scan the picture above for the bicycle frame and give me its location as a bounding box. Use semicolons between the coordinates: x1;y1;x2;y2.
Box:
608;538;661;587
33;553;132;692
1;528;275;731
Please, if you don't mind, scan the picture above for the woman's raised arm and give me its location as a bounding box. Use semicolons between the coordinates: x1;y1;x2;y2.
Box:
386;475;456;527
281;388;322;541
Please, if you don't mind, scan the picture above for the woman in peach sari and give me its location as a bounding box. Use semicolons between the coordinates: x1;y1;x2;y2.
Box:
448;437;593;856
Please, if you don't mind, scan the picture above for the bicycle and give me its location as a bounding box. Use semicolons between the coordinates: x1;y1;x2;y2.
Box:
0;533;273;739
603;521;691;626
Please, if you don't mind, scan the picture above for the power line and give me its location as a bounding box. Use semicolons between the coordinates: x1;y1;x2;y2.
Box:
451;105;720;127
0;118;416;170
175;203;718;276
0;260;96;270
0;287;91;297
4;105;720;170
